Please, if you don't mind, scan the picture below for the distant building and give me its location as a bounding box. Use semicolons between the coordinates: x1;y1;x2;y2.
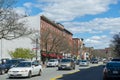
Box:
72;38;84;59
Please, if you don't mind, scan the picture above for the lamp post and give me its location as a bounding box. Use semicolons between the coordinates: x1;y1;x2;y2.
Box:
35;33;41;61
35;37;38;60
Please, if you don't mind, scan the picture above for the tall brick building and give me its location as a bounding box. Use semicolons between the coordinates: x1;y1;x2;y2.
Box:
72;38;84;58
40;15;73;58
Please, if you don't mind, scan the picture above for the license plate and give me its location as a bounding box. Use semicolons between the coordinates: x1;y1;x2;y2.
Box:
113;71;118;74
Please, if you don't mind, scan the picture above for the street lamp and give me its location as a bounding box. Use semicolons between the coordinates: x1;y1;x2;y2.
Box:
35;33;39;60
35;37;38;60
35;32;41;61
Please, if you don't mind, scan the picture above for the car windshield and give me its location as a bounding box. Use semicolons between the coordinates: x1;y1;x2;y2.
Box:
81;60;87;62
16;62;31;67
61;59;71;62
49;59;56;62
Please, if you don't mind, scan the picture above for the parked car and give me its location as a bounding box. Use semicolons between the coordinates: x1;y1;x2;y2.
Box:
76;59;80;65
3;59;25;72
58;58;75;70
47;59;59;67
111;58;120;61
90;58;98;64
103;59;109;64
79;60;89;66
103;61;120;80
8;60;42;78
1;58;10;64
0;63;6;75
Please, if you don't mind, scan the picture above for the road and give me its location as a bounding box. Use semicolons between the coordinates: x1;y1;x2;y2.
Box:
56;65;103;80
0;62;103;80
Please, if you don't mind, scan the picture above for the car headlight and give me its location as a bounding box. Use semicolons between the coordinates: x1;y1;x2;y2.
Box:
20;70;28;72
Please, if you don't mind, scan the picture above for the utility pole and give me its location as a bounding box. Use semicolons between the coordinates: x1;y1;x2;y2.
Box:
36;37;38;60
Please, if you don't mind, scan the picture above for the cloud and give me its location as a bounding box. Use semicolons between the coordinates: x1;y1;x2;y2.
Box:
63;17;120;34
23;2;33;8
85;35;110;49
35;0;118;22
13;7;27;15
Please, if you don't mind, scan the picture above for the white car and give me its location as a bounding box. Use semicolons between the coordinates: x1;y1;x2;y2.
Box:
79;60;89;66
47;59;59;67
8;61;42;78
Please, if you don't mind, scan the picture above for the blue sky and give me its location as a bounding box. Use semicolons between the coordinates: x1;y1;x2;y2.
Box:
14;0;120;49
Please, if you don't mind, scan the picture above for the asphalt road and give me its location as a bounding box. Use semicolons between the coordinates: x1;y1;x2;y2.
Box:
56;65;104;80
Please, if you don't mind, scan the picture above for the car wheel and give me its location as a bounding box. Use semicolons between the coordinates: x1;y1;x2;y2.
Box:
28;71;32;78
38;70;41;76
0;70;5;75
58;68;61;70
8;77;12;79
73;66;75;70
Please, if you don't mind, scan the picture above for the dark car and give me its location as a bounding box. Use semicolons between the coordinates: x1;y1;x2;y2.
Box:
90;58;98;64
58;58;75;70
0;64;6;75
103;61;120;80
76;59;80;65
1;58;10;64
111;58;120;61
3;59;25;72
0;59;9;75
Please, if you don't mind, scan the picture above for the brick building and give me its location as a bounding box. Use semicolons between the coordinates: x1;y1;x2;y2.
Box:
40;15;73;58
72;38;84;59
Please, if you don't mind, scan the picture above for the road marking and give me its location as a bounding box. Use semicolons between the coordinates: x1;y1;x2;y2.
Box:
68;70;80;74
50;70;80;80
50;75;62;80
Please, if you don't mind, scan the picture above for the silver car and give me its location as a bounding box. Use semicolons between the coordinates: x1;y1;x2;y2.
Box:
58;58;75;70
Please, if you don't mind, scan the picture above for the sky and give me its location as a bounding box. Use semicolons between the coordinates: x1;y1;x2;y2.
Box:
14;0;120;49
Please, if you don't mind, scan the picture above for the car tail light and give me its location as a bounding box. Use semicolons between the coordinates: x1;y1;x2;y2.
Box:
104;67;110;73
103;67;108;73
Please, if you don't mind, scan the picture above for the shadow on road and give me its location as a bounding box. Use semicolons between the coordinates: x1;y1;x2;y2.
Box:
56;65;103;80
6;75;39;80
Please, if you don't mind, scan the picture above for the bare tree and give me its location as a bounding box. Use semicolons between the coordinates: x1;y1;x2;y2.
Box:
40;28;51;53
40;28;71;55
112;32;120;56
0;0;32;40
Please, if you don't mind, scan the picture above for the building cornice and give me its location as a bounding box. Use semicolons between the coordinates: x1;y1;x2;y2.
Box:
41;15;73;35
